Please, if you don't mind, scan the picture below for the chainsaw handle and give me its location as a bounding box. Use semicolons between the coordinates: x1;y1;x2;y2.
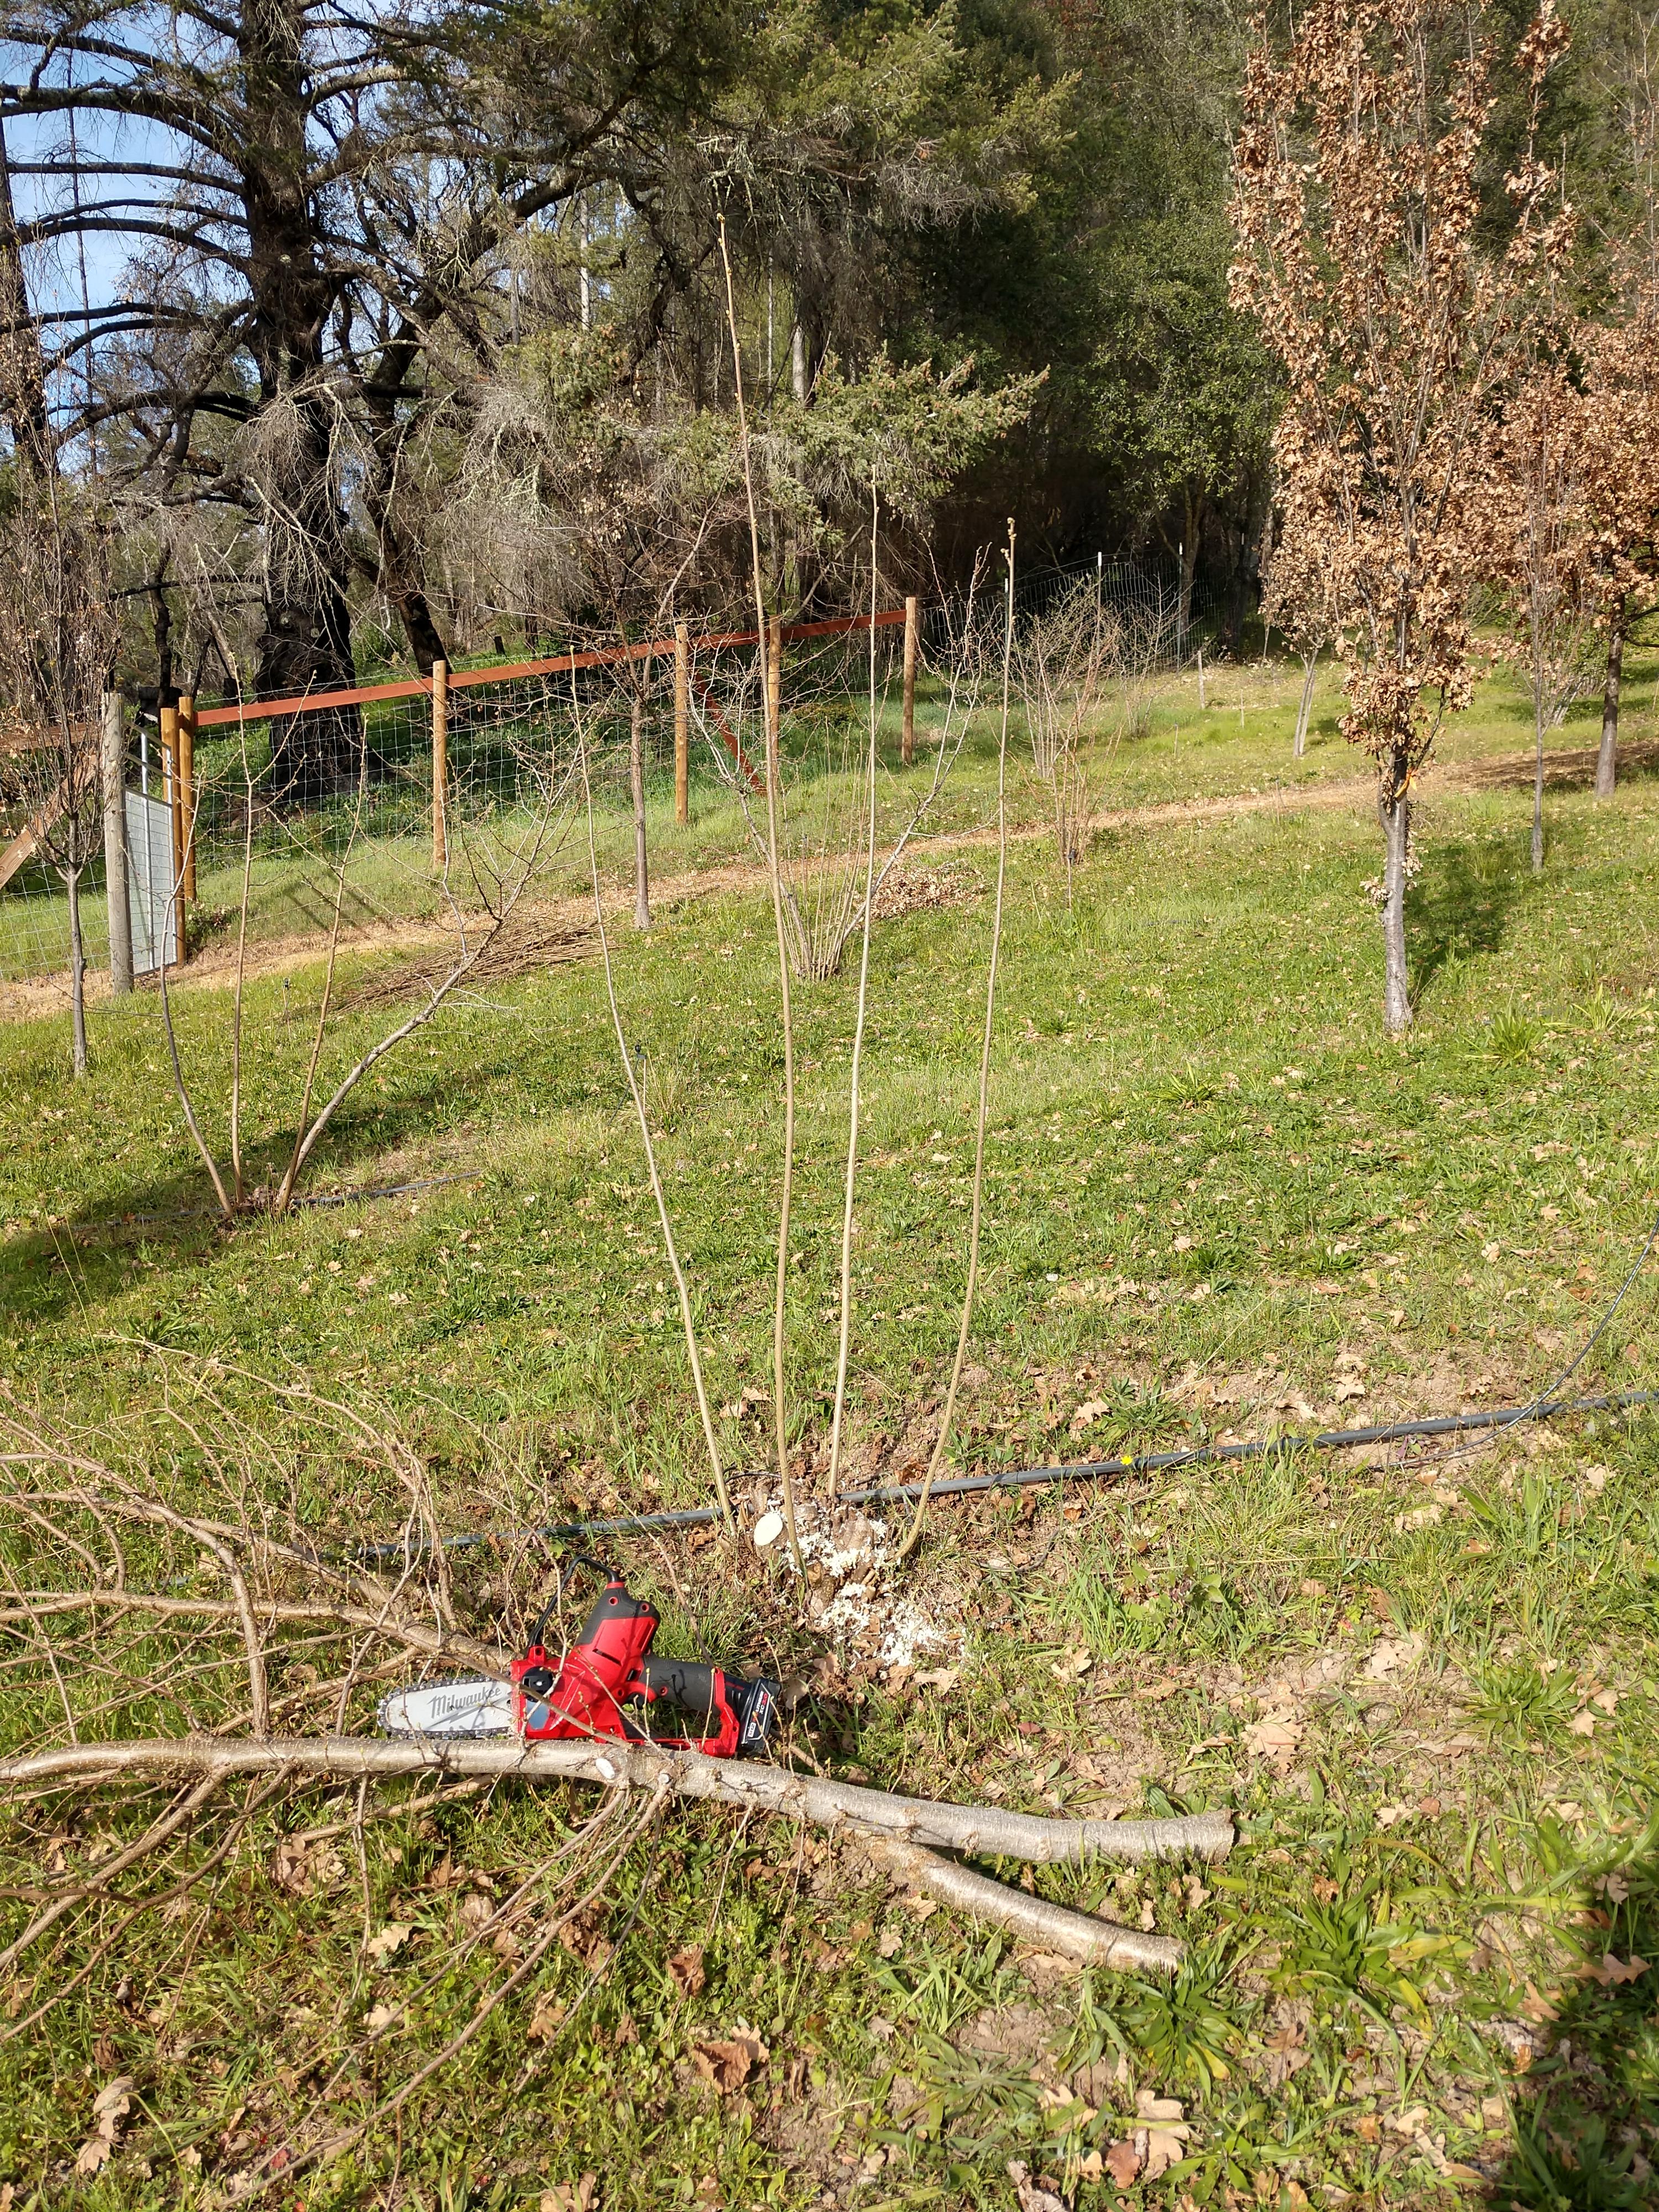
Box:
526;1552;620;1650
639;1656;716;1715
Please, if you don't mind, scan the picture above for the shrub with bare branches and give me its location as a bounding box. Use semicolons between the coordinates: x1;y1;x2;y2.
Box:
0;477;116;1074
1016;580;1112;900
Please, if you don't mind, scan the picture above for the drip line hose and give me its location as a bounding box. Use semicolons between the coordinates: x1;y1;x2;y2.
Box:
349;1201;1659;1564
349;1387;1658;1564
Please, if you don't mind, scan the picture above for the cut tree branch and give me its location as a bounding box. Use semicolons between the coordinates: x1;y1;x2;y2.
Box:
0;1733;1236;1870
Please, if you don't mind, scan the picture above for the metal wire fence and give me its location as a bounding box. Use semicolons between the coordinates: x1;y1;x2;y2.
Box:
1;564;1224;986
0;607;914;986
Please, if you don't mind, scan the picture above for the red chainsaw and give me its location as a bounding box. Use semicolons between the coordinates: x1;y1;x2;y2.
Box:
379;1556;779;1758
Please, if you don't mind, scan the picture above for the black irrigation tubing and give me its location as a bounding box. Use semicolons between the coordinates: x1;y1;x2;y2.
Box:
348;1388;1658;1563
842;1389;1659;1506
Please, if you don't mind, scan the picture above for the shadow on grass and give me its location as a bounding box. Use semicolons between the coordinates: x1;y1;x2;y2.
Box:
1408;830;1535;1005
0;1053;512;1334
1458;737;1659;795
1494;1837;1659;2210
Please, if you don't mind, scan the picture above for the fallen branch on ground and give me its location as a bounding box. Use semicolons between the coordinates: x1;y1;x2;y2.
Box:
2;1731;1233;1866
3;1735;1223;1981
864;1834;1182;1974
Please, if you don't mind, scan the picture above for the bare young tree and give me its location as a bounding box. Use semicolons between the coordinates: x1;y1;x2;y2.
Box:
1016;580;1112;903
152;686;582;1221
0;478;114;1076
1232;0;1572;1034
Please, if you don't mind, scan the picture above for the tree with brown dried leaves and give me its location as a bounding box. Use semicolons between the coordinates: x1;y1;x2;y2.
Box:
1578;277;1659;800
1469;365;1605;871
1232;0;1573;1032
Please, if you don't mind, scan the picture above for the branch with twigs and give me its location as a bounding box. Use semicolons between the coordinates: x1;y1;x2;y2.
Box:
1;1375;1226;2091
152;695;581;1222
1;1731;1235;1875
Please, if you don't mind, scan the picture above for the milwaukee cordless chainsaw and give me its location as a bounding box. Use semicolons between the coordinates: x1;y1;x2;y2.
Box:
378;1557;780;1759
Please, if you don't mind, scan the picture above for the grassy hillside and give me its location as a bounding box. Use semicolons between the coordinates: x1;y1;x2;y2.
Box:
2;649;1658;2210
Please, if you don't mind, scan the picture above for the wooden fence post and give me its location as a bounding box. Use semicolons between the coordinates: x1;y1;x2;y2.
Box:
674;620;689;826
766;615;782;779
431;659;449;873
100;689;133;995
178;692;197;902
901;594;918;766
159;700;185;963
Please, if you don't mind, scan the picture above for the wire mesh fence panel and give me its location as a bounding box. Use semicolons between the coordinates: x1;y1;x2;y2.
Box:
2;604;959;986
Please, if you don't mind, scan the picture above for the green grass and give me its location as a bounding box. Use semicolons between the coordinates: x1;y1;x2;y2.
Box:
11;624;1654;984
4;645;1659;2208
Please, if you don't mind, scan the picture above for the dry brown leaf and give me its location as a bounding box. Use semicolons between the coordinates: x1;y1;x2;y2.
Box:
1139;2122;1191;2180
667;1945;706;1999
91;2079;133;2123
877;1925;903;1959
1262;2018;1310;2088
528;1990;567;2042
73;2078;133;2178
1241;1713;1303;1772
72;2136;113;2179
1383;2104;1429;2140
1103;2138;1142;2187
1589;1953;1649;1987
539;2177;597;2212
1519;1983;1560;2023
1362;1634;1425;1680
1568;1709;1596;1736
364;1921;411;1964
270;1839;311;1896
692;2030;768;2095
1394;1503;1443;1532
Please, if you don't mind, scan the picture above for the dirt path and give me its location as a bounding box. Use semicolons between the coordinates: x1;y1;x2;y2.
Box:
5;738;1648;1021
